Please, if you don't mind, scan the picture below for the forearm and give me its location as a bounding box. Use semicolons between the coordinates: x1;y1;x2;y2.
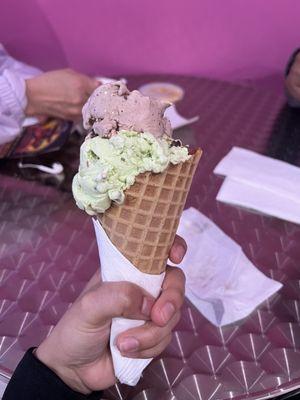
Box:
3;349;102;400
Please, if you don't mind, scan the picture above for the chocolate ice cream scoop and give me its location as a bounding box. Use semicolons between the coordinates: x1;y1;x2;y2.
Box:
82;81;172;138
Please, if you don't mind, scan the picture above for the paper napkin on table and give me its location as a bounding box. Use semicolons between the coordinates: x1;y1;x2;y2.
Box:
214;147;300;224
217;178;300;224
173;207;282;326
93;219;165;386
164;105;199;130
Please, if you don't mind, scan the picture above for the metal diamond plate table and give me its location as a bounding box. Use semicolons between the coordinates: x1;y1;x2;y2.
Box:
1;75;300;400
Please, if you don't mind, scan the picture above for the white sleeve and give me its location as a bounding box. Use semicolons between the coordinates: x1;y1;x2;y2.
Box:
0;43;41;79
0;44;42;146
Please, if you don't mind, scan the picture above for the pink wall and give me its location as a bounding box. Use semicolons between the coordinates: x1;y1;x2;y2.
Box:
1;0;299;85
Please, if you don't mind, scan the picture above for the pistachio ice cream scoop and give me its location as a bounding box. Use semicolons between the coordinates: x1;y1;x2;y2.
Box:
72;130;190;215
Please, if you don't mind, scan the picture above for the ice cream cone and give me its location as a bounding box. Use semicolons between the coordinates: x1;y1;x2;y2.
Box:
98;149;202;274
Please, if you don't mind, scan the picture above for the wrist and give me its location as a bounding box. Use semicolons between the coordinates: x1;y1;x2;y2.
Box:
25;77;42;116
35;344;92;395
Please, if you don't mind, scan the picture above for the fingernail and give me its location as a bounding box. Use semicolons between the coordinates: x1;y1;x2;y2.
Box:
176;244;185;261
118;337;139;353
161;302;175;323
141;296;153;317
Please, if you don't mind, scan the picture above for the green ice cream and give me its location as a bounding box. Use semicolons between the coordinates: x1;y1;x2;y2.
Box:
72;130;190;215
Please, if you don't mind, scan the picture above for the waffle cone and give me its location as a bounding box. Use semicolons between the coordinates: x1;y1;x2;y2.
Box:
98;149;201;274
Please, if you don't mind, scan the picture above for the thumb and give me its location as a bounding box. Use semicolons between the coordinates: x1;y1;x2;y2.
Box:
79;282;155;327
36;115;48;124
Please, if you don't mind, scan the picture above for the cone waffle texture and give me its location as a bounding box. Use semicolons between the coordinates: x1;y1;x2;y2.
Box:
98;149;202;274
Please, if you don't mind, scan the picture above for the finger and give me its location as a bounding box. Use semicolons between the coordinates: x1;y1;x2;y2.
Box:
66;106;84;120
79;281;155;326
151;266;185;327
40;106;73;121
116;311;180;355
169;235;187;264
121;334;172;359
86;77;101;94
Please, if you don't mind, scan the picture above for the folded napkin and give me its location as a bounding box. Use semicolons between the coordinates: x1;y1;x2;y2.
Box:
174;208;282;326
217;178;300;224
93;219;164;386
214;147;300;224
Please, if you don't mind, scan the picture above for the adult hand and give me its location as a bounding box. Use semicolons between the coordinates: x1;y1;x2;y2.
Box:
35;235;186;394
286;52;300;103
25;69;99;122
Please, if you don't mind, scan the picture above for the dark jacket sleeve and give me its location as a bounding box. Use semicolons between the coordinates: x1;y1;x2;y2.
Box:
3;348;103;400
285;47;300;108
